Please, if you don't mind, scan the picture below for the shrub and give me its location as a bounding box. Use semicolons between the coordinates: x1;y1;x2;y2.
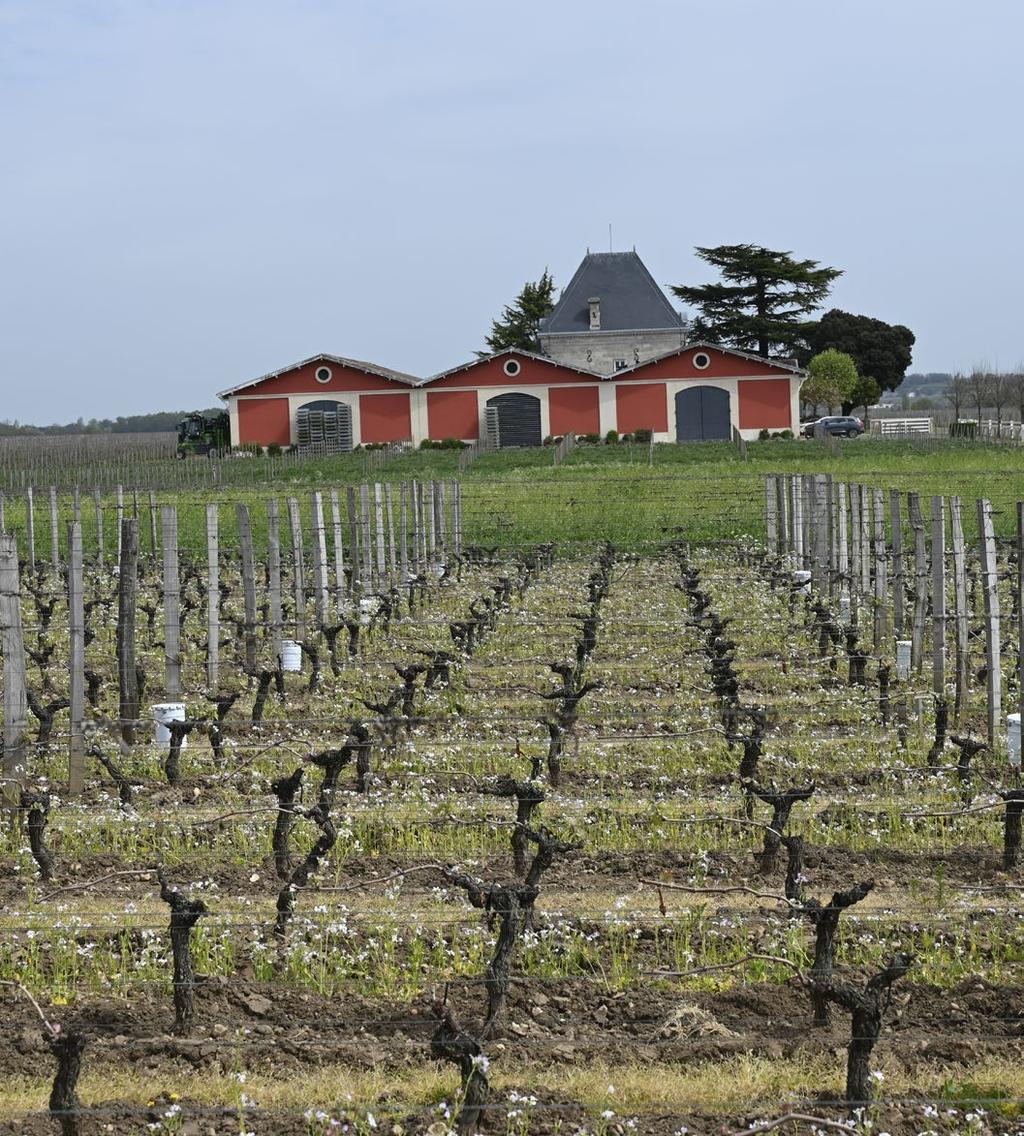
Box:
620;433;633;443
605;429;619;444
543;435;553;446
779;429;794;439
439;437;466;450
266;442;283;457
633;428;652;444
420;438;436;450
758;428;771;441
582;432;601;445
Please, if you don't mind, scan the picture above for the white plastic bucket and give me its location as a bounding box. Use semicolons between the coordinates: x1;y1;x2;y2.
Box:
895;640;912;681
1009;713;1021;768
152;702;187;748
793;570;811;595
280;639;302;672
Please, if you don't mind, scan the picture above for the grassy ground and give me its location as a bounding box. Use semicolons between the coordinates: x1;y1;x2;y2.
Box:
3;436;1024;558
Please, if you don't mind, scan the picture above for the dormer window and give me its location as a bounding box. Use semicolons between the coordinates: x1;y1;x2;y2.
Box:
614;359;628;371
588;297;601;331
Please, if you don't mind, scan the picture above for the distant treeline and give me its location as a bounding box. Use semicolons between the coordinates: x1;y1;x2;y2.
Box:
0;409;224;436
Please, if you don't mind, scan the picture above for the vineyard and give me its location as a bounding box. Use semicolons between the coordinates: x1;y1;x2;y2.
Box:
2;453;1024;1134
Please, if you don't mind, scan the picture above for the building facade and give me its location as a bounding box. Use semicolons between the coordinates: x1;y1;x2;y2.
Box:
220;251;805;448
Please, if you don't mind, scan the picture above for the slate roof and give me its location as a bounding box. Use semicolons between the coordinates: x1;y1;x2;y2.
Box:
541;251;685;335
219;354;419;398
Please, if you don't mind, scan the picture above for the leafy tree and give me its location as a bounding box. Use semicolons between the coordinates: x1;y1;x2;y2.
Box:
804;309;914;397
801;349;858;412
846;375;881;416
671;244;841;358
480;270;556;356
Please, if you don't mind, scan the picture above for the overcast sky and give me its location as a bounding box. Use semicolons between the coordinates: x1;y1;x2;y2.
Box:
2;0;1022;423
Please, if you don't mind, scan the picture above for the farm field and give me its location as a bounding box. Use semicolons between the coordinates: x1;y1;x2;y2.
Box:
3;435;1024;547
2;447;1024;1133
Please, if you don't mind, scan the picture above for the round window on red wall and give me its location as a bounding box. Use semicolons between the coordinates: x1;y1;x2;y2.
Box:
503;359;521;377
315;366;333;384
693;352;711;370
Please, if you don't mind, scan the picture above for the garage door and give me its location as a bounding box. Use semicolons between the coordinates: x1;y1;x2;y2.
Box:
675;386;731;442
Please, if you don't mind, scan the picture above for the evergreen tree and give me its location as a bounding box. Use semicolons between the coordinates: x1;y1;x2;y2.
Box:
671;244;841;358
480;270;556;356
803;309;915;397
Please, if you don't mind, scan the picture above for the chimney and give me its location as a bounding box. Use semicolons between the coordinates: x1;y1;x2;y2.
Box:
588;296;601;331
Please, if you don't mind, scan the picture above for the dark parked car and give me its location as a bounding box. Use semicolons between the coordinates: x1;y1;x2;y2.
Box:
801;415;865;438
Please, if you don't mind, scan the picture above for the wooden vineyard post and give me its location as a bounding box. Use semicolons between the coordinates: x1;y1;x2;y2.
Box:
907;492;928;674
777;475;789;560
26;486;35;572
206;504;219;690
0;534;28;808
385;483;397;583
453;479;463;557
825;476;837;599
72;485;81;524
287;497;307;644
837;482;850;618
849;484;861;598
94;488;104;566
931;496;946;698
117;519;139;745
267;499;283;667
116;486;124;563
977;498;1002;748
149;491;159;555
859;484;871;595
801;476;812;568
162;505;182;699
765;476;778;552
811;475;828;592
872;488;888;651
399;482;410;582
890;489;904;637
950;496;970;722
0;493;4;532
310;491;329;626
329;489;346;605
412;480;423;575
373;483;387;584
426;480;437;566
1018;502;1024;730
236;503;258;671
346;487;361;593
48;486;59;572
437;480;447;556
359;483;373;588
67;520;85;795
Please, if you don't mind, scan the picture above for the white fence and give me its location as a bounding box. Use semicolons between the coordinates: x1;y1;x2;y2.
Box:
869;417;933;436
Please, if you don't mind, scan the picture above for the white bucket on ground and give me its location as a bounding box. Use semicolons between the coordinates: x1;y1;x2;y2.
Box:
280;639;302;672
1009;713;1021;767
152;702;187;747
895;639;912;681
793;570;811;595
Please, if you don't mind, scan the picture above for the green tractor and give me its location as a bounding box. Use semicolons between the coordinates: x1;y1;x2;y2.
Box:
176;411;230;458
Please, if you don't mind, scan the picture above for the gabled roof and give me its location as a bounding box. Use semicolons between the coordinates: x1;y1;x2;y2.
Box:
612;341;806;378
219;353;419;399
541;251;685;335
420;347;602;386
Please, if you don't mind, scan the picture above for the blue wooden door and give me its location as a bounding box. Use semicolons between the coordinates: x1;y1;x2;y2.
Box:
675;386;731;442
486;392;542;447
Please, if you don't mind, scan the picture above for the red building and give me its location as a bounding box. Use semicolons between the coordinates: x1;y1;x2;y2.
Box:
220;252;804;449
